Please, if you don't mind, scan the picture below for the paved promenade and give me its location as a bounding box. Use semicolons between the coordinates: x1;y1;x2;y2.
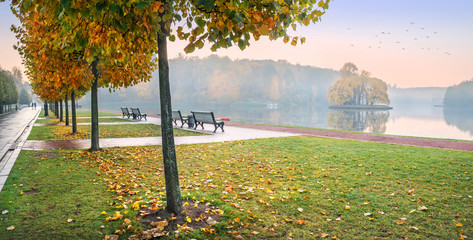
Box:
24;116;300;150
0;108;41;191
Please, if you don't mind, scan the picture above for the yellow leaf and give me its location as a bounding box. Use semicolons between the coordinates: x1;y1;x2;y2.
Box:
101;211;107;215
234;217;240;222
132;201;140;210
124;218;131;225
296;220;305;225
186;216;192;223
151;220;169;230
6;225;14;231
456;223;463;227
345;205;351;210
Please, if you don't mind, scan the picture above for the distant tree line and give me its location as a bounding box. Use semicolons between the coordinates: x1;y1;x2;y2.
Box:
82;55;340;106
443;79;473;107
0;66;32;113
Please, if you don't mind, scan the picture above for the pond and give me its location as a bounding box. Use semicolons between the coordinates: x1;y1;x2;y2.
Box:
92;101;473;141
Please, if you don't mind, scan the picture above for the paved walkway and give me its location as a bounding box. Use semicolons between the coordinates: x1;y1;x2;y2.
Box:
0;108;41;191
23;116;300;150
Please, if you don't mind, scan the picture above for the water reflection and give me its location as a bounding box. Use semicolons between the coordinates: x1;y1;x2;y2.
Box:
327;110;390;133
443;107;473;135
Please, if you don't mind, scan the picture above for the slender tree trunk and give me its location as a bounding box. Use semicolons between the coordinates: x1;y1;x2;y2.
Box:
158;28;182;214
59;99;63;122
55;101;59;118
0;102;3;114
65;93;69;126
90;58;100;151
71;91;77;134
44;101;49;116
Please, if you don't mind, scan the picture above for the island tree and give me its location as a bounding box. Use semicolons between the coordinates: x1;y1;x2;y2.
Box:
328;63;389;106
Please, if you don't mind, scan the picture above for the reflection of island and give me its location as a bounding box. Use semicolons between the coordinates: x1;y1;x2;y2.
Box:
327;110;390;133
443;107;473;135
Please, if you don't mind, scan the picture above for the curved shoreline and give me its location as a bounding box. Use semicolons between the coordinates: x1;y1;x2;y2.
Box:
226;122;473;152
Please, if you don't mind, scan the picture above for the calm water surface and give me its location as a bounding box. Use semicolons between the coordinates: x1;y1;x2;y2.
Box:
95;101;473;141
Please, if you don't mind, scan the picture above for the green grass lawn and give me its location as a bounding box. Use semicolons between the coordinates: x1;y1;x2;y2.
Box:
1;136;471;239
39;109;121;118
27;124;203;141
35;117;133;125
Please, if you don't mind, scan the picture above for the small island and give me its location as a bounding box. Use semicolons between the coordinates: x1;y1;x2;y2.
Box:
328;62;392;110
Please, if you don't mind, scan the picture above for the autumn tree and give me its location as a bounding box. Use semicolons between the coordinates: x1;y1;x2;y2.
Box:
11;0;331;215
340;62;358;78
328;63;389;106
11;1;156;150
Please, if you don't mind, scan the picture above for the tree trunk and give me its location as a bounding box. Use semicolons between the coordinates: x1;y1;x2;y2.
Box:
65;93;69;126
90;58;100;151
55;101;59;118
44;101;49;116
158;28;182;214
60;99;63;122
71;91;77;134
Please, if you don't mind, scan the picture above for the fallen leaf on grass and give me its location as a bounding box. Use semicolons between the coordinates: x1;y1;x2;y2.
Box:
456;223;463;227
100;211;107;215
151;220;169;230
6;226;14;231
364;212;372;216
297;208;303;212
417;206;428;211
344;205;351;210
296;220;305;225
250;231;259;235
320;233;329;238
2;210;9;215
67;219;73;223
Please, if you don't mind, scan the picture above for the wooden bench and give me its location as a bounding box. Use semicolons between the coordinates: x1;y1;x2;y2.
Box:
120;107;131;119
130;108;147;121
191;111;224;133
172;110;188;128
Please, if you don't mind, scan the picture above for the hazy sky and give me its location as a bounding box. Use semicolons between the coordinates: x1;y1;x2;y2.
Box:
1;0;472;88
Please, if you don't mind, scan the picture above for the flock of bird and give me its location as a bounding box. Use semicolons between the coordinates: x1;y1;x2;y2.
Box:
347;21;451;56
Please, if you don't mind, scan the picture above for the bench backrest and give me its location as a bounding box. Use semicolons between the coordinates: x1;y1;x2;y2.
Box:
192;111;216;123
172;110;183;120
121;107;129;114
130;108;140;115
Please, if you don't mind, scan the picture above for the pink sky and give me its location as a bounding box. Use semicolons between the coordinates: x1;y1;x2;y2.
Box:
1;0;472;88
